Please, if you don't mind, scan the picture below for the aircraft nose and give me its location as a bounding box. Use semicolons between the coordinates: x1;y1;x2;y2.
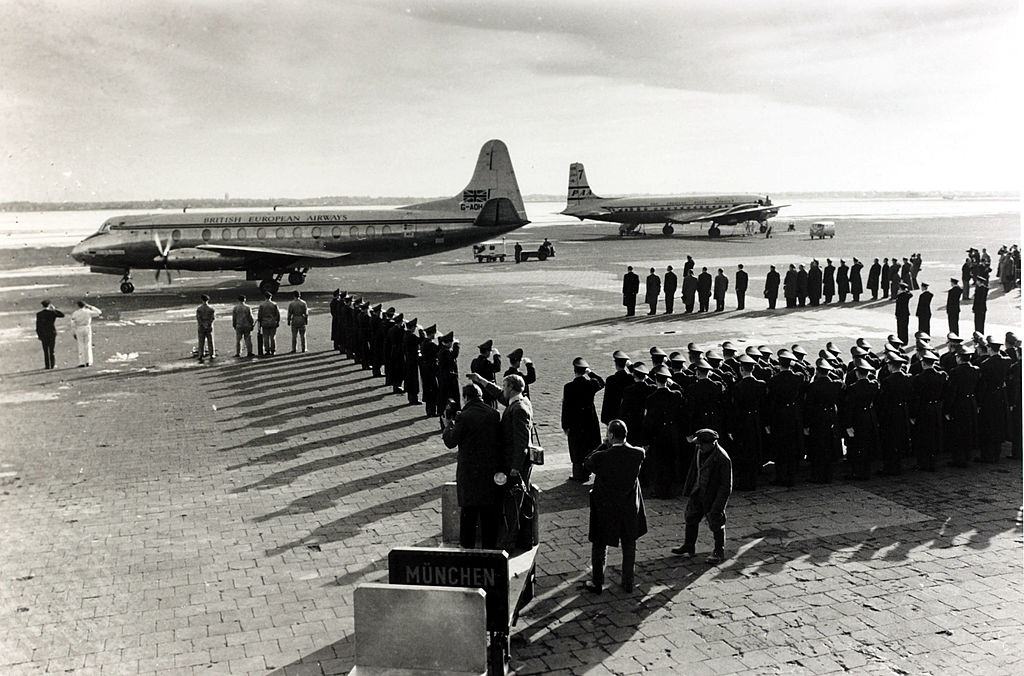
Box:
70;240;88;263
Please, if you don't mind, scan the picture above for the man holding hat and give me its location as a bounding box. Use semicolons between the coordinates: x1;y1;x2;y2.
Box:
471;339;502;408
842;359;880;480
601;351;633;425
911;350;946;471
642;364;684;498
946;278;962;335
894;283;913;346
504;348;537;399
561;357;606;482
877;352;913;476
581;419;647;594
943;346;980;467
915;283;933;336
804;358;844;483
673;429;732;564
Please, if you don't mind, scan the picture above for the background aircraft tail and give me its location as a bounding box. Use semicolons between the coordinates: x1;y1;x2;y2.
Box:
565;162;601;206
405;140;527;221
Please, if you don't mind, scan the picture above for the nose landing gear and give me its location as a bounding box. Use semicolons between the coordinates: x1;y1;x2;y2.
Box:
119;271;135;294
662;224;675;236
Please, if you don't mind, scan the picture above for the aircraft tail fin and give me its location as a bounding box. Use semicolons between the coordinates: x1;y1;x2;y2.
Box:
405;140;527;221
566;162;601;205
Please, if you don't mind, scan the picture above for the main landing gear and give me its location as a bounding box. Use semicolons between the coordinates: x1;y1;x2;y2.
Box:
119;271;135;294
662;224;675;236
258;268;307;296
708;225;721;238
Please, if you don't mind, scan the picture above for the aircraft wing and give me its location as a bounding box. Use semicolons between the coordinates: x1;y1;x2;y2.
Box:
196;244;350;261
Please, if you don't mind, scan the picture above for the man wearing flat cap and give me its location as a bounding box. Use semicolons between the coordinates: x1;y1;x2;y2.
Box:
841;360;880;480
673;429;732;564
642;364;684;498
601;351;633;425
504;348;537;399
561;357;606;482
894;283;913;346
471;339;502;408
911;351;946;471
581;419;647;594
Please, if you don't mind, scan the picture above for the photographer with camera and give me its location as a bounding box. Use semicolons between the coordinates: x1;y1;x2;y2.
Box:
442;383;504;549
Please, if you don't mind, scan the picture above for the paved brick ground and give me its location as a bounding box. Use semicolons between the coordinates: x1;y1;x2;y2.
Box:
0;211;1021;674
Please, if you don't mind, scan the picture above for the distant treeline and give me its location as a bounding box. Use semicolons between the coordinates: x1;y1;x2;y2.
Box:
0;190;1016;212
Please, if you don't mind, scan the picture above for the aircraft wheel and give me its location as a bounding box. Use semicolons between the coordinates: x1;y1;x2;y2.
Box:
120;281;135;294
662;224;675;236
259;279;280;296
709;226;721;238
287;271;305;286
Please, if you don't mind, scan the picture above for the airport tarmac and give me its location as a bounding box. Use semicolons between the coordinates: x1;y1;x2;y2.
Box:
0;209;1021;674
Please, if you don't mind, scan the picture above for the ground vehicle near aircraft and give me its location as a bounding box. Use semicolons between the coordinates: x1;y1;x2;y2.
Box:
473;239;508;262
560;162;785;237
70;140;528;294
810;221;836;239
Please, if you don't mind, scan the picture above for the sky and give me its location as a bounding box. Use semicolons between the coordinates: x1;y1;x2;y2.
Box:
1;0;1020;202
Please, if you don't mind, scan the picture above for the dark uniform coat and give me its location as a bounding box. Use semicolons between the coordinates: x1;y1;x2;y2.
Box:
585;442;648;547
823;263;836;298
850;261;864;297
622;270;640;307
807;266;823;303
689;378;724;436
944;362;980;463
642;387;684;496
767;368;806;481
977;353;1010;450
803;376;844;472
471;353;502;407
437;342;461;411
728;376;766;488
561;373;607;465
842;378;880;477
682;274;698;307
878;370;914;467
664;270;678;297
912;368;947;468
601;369;633;424
619;380;655;446
867;262;881;294
697;271;713;303
419;338;440;415
504;362;537;399
764;269;780;302
442;400;502;507
645;273;661;305
837;263;850;297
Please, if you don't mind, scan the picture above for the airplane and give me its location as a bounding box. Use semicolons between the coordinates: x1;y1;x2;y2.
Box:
560;162;785;237
70;140;528;294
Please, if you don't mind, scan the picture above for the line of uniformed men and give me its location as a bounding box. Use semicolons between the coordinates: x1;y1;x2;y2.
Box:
329;290;538;427
575;331;1021;498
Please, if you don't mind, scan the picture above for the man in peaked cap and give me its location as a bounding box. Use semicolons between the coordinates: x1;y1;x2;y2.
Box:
894;282;913;346
619;362;655;459
649;346;668;367
842;359;880;480
673;429;733;564
642;364;684;498
418;324;441;417
561;357;606;482
504;347;537;399
689;359;725;437
728;354;767;490
912;350;946;471
972;277;988;333
471;339;502;408
877;349;913;476
437;331;462;426
367;304;386;378
976;335;1010;462
601;351;633;425
946;277;962;336
804;358;844;482
944;345;980;467
939;333;962;373
402;318;422;405
767;350;806;487
385;313;406;392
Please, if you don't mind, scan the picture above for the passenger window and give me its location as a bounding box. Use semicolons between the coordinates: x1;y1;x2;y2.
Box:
237;228;247;239
275;228;285;239
201;228;212;242
349;226;358;238
221;228;231;240
381;225;391;236
311;226;322;239
171;229;182;240
292;226;302;238
365;225;376;238
332;226;342;239
257;228;267;239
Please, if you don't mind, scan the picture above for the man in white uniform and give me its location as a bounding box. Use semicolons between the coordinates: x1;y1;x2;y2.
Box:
70;300;102;367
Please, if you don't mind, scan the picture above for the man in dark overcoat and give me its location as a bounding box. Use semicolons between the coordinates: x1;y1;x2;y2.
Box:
943;347;980;467
437;332;461;420
895;283;913;346
837;260;850;302
783;264;798;308
796;264;809;307
35;300;64;370
734;264;748;310
823;259;836;303
803;359;843;483
946;278;962;335
581;420;647;594
672;429;732;564
645;268;661;315
402;319;422;405
442;383;503;548
842;360;880;480
618;362;655;454
911;351;946;471
697;267;713;312
880;259;891;298
418;324;441;417
622;266;640;316
329;290;344;353
867;258;882;300
972;279;988;333
877;352;914;476
727;355;766;490
601;351;632;425
561;357;607;482
850;258;864;301
663;266;678;314
976;337;1010;462
642;365;683;498
916;282;933;336
767;351;806;486
807;261;823;306
471;339;502;408
681;269;698;313
764;265;780;309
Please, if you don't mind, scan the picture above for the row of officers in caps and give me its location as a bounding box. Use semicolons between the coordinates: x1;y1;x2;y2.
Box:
559;331;1021;499
329;291;535;426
